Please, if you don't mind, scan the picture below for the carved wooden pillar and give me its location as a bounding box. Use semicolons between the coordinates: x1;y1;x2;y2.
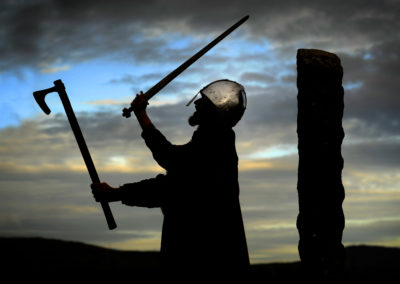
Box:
296;49;346;282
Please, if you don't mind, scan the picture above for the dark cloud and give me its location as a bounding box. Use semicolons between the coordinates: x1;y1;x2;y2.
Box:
240;72;277;84
2;0;399;72
340;38;400;138
3;0;399;142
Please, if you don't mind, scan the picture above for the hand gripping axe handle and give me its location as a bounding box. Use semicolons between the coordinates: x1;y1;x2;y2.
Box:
33;79;117;230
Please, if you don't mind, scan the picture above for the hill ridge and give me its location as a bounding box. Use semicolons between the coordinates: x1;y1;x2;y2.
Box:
1;237;399;283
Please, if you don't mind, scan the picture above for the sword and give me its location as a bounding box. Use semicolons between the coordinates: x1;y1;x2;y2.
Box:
122;15;249;117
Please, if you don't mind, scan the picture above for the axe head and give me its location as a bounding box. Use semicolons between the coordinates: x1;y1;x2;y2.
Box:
33;88;53;115
33;80;64;115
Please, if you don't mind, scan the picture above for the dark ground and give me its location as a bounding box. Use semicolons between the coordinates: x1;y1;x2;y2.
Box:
1;237;399;283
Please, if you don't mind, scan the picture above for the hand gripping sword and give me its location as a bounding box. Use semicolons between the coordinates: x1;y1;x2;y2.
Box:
122;15;249;117
33;80;117;230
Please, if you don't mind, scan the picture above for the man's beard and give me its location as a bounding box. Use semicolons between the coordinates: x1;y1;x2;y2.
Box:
188;111;200;126
189;110;218;127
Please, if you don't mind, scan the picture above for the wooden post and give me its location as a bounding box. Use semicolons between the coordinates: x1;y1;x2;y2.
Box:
296;49;346;282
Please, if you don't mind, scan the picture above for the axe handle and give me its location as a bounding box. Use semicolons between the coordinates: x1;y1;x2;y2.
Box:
54;80;117;230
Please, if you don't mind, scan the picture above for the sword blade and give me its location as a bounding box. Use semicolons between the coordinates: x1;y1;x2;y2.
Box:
123;15;249;116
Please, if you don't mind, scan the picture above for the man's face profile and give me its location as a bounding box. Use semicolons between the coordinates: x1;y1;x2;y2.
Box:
188;95;217;127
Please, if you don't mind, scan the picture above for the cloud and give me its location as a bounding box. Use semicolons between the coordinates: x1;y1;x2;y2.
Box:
39;63;70;74
343;218;400;245
2;0;399;72
343;142;400;168
3;0;398;143
240;72;277;85
340;38;400;137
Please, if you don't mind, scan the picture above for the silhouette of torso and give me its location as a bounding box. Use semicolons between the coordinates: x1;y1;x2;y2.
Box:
121;125;249;274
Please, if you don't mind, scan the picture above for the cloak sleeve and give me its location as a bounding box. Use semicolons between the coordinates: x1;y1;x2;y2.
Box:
141;125;192;171
120;174;169;208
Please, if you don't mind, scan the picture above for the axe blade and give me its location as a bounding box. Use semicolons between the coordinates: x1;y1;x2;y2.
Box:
33;86;57;115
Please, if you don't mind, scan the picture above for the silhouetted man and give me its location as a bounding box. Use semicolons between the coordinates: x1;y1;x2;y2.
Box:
91;79;249;278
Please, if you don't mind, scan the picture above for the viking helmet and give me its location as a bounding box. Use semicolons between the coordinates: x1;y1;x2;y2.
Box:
187;79;247;126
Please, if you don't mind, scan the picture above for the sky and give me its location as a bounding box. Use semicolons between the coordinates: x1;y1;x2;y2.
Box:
1;0;400;264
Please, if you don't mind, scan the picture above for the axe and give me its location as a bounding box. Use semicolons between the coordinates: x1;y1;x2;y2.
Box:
33;79;117;230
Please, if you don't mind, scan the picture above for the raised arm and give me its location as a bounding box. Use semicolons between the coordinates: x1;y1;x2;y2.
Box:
130;92;192;170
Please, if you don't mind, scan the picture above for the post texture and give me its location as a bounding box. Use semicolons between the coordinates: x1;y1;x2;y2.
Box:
296;49;346;282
